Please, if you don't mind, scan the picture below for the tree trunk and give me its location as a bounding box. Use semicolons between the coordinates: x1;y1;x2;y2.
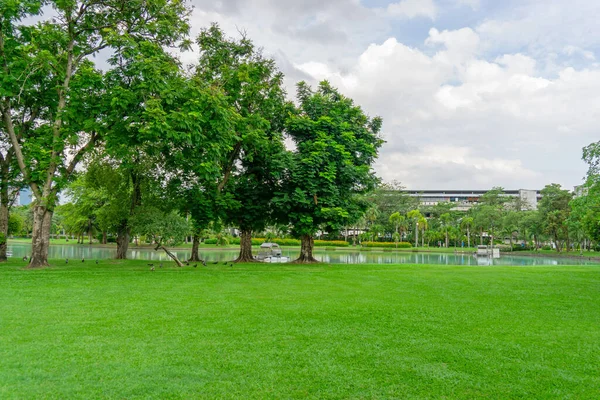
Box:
116;223;129;259
102;231;107;244
28;206;52;268
159;245;183;267
480;228;484;245
467;228;470;248
445;231;449;248
189;234;201;262
295;234;318;263
0;199;8;262
414;222;419;248
235;229;255;262
421;228;425;247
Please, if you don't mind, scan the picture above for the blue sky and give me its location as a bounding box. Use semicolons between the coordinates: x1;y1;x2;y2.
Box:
187;0;600;189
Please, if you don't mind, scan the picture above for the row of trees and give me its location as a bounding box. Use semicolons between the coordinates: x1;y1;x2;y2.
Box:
0;1;383;267
360;180;600;253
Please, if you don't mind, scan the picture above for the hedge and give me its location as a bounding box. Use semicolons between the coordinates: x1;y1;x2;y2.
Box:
361;241;412;249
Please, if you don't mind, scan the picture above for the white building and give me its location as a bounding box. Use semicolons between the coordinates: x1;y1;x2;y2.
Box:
405;189;541;211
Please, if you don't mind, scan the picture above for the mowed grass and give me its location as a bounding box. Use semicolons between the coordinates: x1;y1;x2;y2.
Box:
0;260;599;399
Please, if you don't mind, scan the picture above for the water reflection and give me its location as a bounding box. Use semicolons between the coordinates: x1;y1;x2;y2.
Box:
6;243;597;266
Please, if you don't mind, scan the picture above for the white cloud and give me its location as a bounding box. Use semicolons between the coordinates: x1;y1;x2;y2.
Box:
182;0;600;189
295;28;597;189
563;45;595;61
387;0;437;20
455;0;480;9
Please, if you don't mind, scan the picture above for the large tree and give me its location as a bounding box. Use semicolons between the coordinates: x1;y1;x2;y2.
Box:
192;25;289;263
277;81;384;263
0;0;191;267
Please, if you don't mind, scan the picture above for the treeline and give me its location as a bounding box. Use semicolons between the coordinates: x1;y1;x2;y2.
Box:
360;178;600;253
0;1;383;267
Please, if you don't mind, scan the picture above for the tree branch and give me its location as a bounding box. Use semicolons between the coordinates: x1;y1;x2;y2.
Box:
1;103;41;199
65;132;98;177
217;141;242;192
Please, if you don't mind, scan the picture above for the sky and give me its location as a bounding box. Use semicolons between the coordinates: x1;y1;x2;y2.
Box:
181;0;600;191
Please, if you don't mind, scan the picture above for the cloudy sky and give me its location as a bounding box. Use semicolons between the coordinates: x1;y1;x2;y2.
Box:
181;0;600;191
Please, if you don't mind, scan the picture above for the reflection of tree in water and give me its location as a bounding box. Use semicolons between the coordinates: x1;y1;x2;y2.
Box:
4;244;593;265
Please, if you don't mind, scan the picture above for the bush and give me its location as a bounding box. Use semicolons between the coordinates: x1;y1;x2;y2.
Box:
314;240;349;247
541;245;552;251
204;238;217;245
361;241;412;249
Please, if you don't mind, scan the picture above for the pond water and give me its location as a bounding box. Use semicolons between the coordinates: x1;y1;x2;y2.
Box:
6;243;599;266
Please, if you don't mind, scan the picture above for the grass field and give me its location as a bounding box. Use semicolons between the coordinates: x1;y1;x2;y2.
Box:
1;260;599;399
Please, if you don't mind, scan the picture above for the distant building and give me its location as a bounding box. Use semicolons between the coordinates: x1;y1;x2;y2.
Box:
405;189;541;211
573;185;588;198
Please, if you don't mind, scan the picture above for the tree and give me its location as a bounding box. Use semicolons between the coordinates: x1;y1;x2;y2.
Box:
538;184;572;252
418;216;428;247
520;211;543;250
407;209;423;248
440;213;452;248
389;212;405;248
8;212;23;237
193;25;289;263
577;142;600;246
0;0;191;268
460;216;474;248
365;181;418;226
130;207;189;267
501;211;520;250
276;81;383;262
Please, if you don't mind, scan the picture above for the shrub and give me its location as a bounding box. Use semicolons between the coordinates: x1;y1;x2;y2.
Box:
541;245;552;251
204;238;217;245
361;241;412;249
314;240;349;247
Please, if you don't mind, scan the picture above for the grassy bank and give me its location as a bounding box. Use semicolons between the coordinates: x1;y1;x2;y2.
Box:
0;260;598;398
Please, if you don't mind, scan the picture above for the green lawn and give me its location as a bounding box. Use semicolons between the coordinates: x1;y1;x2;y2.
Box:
1;260;598;399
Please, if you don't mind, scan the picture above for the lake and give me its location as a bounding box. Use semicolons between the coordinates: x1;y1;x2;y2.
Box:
6;243;599;266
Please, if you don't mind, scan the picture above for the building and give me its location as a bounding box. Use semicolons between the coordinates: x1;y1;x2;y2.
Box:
405;189;541;211
573;184;588;198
